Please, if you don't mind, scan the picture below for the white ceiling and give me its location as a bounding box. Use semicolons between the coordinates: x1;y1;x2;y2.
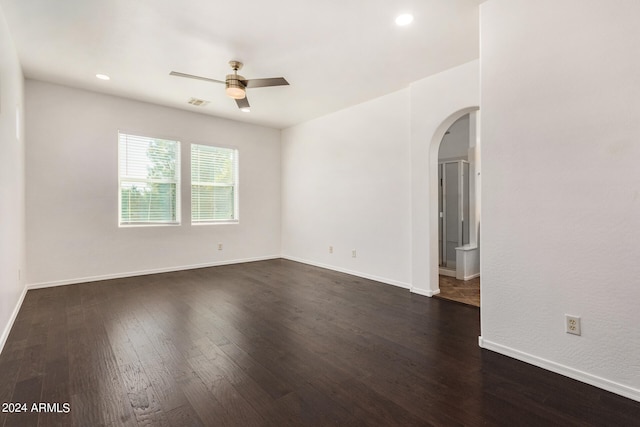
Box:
0;0;483;129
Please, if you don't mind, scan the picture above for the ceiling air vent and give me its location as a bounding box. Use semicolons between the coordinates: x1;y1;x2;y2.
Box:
188;97;209;107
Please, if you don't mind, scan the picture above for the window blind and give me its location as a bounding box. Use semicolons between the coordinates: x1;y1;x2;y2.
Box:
191;144;238;223
118;133;180;225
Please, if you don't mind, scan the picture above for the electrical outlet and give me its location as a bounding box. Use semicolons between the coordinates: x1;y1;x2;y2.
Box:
329;246;333;254
218;243;223;251
352;249;357;258
565;315;581;336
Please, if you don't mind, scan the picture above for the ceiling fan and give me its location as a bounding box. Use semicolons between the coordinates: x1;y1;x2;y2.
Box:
170;61;289;111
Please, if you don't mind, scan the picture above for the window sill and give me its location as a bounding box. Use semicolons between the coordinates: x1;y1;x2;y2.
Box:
192;220;239;226
119;222;181;228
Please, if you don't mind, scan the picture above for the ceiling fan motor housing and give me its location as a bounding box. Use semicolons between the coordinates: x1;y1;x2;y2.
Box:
225;74;246;99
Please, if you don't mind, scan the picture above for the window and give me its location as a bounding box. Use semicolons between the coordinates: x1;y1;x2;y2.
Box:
191;144;238;223
118;132;180;225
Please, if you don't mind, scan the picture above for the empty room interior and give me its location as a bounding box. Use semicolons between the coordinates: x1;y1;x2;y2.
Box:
1;0;639;425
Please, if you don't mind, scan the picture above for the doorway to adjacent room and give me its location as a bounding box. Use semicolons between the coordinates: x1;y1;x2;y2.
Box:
434;113;480;307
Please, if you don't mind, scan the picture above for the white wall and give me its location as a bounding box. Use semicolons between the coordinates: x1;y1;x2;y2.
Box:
281;90;412;287
281;62;479;294
26;80;281;286
410;61;480;296
480;0;640;401
0;6;25;352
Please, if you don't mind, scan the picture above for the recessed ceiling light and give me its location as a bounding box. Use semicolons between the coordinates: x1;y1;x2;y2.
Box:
96;74;110;80
240;107;250;113
395;14;414;26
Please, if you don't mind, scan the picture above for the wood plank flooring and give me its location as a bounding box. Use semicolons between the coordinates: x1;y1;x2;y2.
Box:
436;275;480;307
1;259;639;426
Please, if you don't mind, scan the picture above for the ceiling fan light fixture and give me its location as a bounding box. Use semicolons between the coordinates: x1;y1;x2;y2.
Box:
226;86;246;99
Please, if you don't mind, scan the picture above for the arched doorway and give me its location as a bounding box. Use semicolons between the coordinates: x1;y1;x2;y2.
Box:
425;107;479;298
434;112;480;306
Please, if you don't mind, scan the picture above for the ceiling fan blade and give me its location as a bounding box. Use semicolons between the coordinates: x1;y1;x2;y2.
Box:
242;77;289;88
170;71;224;84
235;97;250;109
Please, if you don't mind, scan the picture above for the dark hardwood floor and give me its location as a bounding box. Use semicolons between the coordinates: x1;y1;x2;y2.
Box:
1;259;639;426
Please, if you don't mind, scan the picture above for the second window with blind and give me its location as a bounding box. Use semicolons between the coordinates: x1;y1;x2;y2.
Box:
191;144;239;224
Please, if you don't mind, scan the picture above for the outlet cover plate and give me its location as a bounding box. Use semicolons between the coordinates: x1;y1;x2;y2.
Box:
565;315;581;336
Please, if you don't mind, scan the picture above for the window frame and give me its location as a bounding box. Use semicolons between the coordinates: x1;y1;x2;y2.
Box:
117;131;182;227
190;143;239;225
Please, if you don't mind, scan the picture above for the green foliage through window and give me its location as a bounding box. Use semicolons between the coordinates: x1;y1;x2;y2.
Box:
119;133;180;225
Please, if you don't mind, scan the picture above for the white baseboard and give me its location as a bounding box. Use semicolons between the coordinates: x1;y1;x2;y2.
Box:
281;256;411;290
410;287;440;297
27;255;281;290
479;337;640;403
439;268;478;281
0;285;28;355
